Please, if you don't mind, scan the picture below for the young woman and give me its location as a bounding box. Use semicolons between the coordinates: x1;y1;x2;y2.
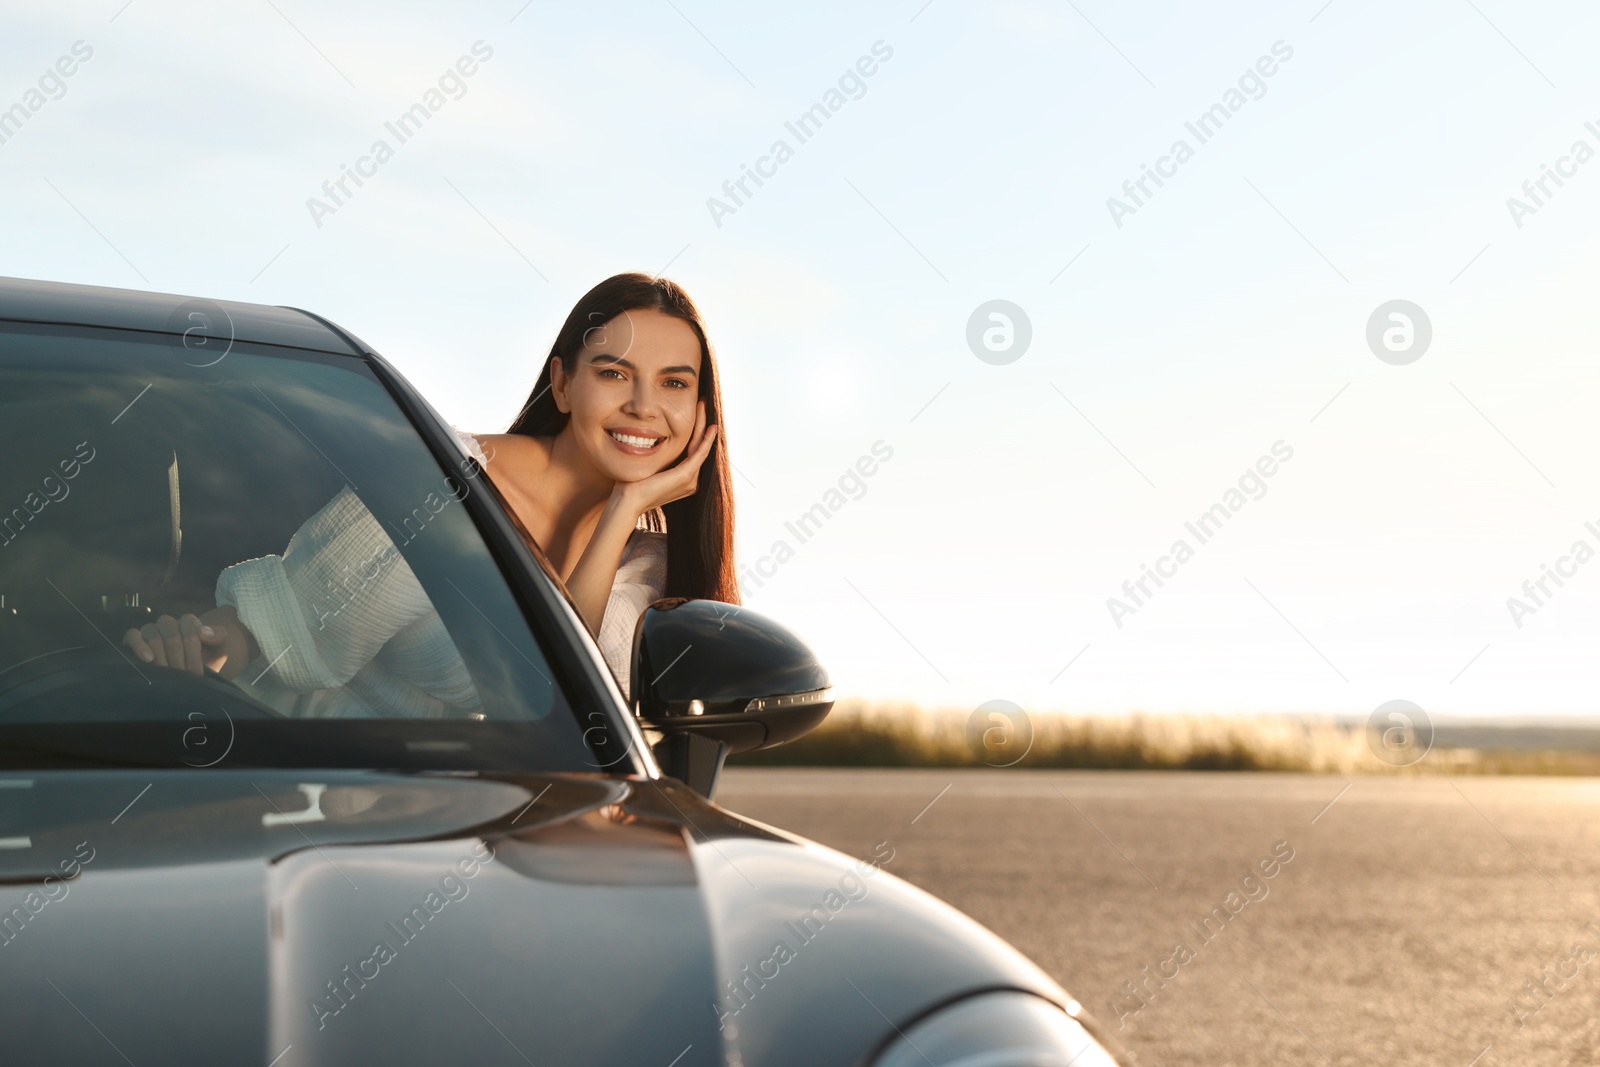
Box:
458;273;737;692
122;273;737;707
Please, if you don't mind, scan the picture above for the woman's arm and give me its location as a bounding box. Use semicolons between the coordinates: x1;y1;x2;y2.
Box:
566;494;653;635
213;487;437;692
125;487;438;688
467;424;636;635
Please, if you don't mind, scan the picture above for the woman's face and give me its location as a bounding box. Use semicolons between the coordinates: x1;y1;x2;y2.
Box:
551;307;704;483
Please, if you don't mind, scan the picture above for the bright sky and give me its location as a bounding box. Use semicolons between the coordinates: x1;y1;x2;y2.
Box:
6;0;1600;723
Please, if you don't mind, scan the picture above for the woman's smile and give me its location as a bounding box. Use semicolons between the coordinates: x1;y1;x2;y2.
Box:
606;427;665;455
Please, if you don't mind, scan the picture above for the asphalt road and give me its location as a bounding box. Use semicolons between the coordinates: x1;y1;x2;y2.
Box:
716;768;1600;1067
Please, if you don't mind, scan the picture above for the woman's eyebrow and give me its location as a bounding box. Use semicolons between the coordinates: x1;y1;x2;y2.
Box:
588;353;698;376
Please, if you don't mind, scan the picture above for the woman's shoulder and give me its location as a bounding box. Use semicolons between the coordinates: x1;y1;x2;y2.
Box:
451;428;549;471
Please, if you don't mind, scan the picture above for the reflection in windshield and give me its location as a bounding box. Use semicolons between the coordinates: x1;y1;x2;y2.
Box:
0;322;592;770
214;486;480;719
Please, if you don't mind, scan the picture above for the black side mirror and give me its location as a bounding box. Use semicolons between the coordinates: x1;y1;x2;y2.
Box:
631;599;833;798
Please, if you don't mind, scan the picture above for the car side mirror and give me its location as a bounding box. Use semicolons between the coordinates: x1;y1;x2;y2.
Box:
631;599;833;799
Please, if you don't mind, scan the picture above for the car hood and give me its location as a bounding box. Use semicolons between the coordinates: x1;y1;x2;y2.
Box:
0;769;1081;1065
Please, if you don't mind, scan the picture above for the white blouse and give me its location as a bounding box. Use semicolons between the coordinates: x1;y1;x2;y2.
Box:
215;485;482;718
211;430;667;717
596;529;668;691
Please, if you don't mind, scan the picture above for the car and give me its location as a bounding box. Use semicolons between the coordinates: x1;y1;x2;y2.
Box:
0;275;1127;1066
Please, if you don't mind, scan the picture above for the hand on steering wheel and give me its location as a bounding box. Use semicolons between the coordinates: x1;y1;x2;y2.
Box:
122;605;256;678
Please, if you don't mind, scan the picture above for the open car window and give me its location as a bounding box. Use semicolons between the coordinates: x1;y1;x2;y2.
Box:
0;321;595;771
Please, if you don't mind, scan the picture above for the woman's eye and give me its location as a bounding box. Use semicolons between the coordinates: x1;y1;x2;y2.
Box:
663;378;689;389
597;368;624;380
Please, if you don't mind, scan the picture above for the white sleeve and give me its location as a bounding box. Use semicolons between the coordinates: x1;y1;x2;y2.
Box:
452;426;492;469
597;530;668;699
214;487;437;692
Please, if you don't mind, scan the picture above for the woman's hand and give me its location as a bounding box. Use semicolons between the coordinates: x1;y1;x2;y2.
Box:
611;399;718;520
122;605;258;679
560;400;717;636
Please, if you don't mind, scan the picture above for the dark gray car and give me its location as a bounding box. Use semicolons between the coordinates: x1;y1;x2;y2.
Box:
0;276;1125;1066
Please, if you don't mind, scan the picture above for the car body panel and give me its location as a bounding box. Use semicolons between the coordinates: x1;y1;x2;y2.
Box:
0;769;1069;1065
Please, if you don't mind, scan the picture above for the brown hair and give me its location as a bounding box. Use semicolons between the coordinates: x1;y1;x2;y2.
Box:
506;273;739;605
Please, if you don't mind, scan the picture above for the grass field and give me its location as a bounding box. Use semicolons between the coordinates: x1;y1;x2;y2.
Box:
729;700;1600;775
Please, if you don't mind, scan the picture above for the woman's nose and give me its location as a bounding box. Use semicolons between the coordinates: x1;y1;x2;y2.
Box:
622;382;658;417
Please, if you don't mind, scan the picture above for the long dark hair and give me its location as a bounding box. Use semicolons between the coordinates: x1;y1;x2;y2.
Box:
506;273;739;605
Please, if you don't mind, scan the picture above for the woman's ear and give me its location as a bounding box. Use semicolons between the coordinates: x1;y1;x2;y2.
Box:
549;357;572;414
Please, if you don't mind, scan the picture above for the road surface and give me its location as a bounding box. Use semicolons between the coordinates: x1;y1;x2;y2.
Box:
716;768;1600;1067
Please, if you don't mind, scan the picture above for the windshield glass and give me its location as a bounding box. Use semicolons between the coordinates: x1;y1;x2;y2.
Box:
0;320;595;771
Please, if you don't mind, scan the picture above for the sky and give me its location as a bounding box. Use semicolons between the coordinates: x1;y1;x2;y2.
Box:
5;0;1600;723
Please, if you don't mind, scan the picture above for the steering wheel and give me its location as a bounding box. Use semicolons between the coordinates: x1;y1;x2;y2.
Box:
0;646;286;723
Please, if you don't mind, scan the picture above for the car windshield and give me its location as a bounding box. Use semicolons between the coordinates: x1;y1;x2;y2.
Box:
0;320;597;772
